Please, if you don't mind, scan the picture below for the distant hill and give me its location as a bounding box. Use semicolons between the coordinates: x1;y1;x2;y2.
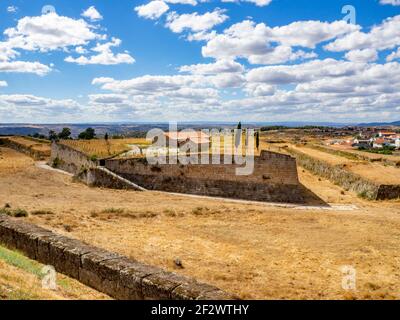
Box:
0;121;351;137
357;120;400;127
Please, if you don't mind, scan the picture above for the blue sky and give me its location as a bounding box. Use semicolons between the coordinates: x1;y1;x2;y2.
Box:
0;0;400;123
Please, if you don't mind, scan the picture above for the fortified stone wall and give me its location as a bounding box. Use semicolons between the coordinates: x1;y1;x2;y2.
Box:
286;147;400;200
105;151;304;203
0;214;235;300
50;142;97;175
50;142;304;203
0;137;50;160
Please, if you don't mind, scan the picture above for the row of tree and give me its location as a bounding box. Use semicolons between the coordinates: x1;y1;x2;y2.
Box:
31;127;97;141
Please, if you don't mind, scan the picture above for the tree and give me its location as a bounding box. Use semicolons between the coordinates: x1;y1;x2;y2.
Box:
78;127;96;140
104;133;109;141
48;130;58;142
256;131;260;150
58;127;71;140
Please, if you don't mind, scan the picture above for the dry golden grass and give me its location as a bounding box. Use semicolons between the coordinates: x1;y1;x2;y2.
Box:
265;142;400;186
61;138;150;158
328;143;400;163
1;146;400;300
2;136;51;153
0;147;34;174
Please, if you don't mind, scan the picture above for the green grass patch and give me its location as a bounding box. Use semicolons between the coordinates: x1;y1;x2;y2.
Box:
0;244;76;291
0;245;42;277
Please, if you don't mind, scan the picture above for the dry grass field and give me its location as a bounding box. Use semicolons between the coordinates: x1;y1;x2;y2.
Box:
328;143;400;163
60;138;150;158
264;142;400;186
0;136;51;153
1;146;400;300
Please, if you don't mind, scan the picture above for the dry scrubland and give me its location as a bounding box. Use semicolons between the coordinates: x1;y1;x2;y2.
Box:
1;147;400;299
263;142;400;186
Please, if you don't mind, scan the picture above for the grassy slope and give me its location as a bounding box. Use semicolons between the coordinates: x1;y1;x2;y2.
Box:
0;245;110;300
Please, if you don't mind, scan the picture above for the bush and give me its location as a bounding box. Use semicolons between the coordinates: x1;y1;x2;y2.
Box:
31;210;55;216
101;208;125;214
12;209;29;218
52;157;61;168
0;206;29;218
78;128;96;140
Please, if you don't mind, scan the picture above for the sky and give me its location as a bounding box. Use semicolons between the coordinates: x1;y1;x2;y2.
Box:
0;0;400;124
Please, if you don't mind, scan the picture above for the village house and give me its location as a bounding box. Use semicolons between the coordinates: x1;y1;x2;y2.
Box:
163;131;211;152
373;138;386;149
374;131;400;149
352;138;372;148
378;131;397;138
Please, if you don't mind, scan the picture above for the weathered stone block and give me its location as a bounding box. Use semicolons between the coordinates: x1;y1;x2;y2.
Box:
197;289;238;300
80;249;122;292
171;281;221;300
142;271;191;300
119;261;162;300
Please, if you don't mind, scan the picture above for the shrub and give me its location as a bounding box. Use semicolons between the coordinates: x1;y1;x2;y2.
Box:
0;206;29;218
101;208;125;214
12;209;29;218
52;157;61;168
31;210;55;216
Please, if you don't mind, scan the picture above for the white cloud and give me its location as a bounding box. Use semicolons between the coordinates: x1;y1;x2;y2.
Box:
165;0;198;5
243;83;275;96
166;9;228;33
345;49;378;63
7;6;18;13
0;94;82;122
187;30;217;41
380;0;400;6
1;11;132;69
0;43;19;62
92;74;204;94
88;57;400;121
221;0;272;6
247;46;317;65
0;60;51;75
325;15;400;53
135;1;170;20
386;47;400;61
202;20;358;64
179;59;244;74
82;6;103;21
75;46;88;54
0;81;7;87
65;38;135;65
4;12;99;52
246;59;365;85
